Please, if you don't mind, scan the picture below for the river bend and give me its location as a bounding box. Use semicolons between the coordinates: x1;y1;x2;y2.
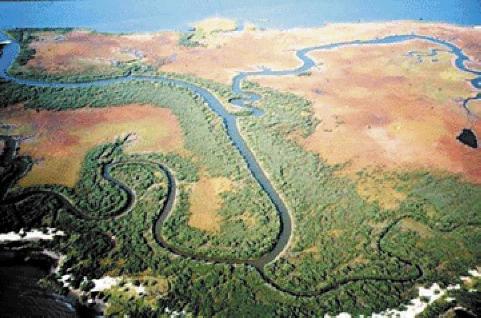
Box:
1;30;480;297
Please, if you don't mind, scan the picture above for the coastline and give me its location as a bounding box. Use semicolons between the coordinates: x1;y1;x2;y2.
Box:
0;16;480;316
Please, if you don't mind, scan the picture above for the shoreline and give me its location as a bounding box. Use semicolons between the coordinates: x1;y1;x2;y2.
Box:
1;18;480;315
0;20;479;40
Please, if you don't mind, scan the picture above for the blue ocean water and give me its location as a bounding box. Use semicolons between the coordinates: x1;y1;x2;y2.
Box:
0;0;480;33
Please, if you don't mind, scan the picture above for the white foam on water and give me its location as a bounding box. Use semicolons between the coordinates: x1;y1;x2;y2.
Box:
91;276;120;292
0;228;64;242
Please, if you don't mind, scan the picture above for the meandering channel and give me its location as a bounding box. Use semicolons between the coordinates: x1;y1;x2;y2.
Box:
1;30;480;297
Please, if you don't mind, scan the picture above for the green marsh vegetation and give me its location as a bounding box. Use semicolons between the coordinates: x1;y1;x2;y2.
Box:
235;80;481;314
0;35;480;315
0;137;297;317
0;78;280;259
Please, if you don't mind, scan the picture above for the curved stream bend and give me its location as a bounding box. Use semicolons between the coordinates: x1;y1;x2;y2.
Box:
0;135;424;298
0;34;291;268
1;31;480;297
0;136;136;221
232;34;481;118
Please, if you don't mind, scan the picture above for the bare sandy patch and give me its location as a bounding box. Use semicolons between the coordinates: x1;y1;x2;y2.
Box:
188;175;233;233
188;176;232;233
192;17;237;34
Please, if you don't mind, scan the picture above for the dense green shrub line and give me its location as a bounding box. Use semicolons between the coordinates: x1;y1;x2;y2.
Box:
1;41;480;314
0;139;301;316
236;80;481;314
0;78;279;259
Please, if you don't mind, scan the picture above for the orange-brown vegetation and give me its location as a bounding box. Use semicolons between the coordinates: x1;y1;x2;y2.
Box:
158;21;481;83
21;21;481;85
13;22;481;183
253;40;481;183
27;30;179;74
0;104;184;187
187;174;233;233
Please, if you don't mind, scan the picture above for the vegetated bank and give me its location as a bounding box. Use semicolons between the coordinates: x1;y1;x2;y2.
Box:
0;31;481;316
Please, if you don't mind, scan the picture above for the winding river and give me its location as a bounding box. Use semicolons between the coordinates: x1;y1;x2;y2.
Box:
0;29;480;299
